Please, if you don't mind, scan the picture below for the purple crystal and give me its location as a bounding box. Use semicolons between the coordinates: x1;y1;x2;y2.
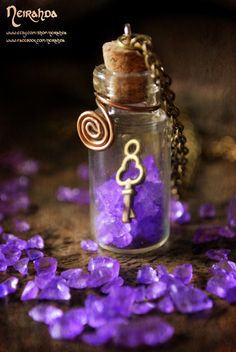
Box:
170;285;213;313
16;159;39;176
193;226;221;244
13;219;30;233
49;308;85;339
206;271;236;298
34;257;57;276
177;211;191;224
225;287;236;303
206;249;231;261
146;281;167;300
80;239;98;252
87;256;120;288
101;277;124;294
29;305;63;324
211;260;236;274
173;264;193;284
218;226;236;238
132;302;155;315
0;277;19;297
5;234;27;250
134;285;146;302
27;249;44;261
88;256;120;277
21;280;39;301
170;199;185;222
86;287;135;328
60;268;82;280
82;319;126;346
27;235;44;249
114;317;174;347
35;275;54;289
1;244;22;265
56;186;89;205
14;257;29;275
0;252;7;271
96;155;164;249
136;265;158;284
76;163;89;180
227;196;236;228
88;268;115;288
67;271;89;289
157;295;175;313
39;277;71;301
199;203;216;219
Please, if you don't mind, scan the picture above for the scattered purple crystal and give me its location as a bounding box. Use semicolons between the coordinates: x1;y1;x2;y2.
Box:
199;203;216;219
60;268;82;280
21;280;39;301
27;249;44;261
227;195;236;228
206;249;231;261
146;281;167;300
136;265;158;284
16;159;39;176
170;199;185;222
114;317;174;347
27;235;44;249
173;264;193;284
177;210;191;224
49;308;85;339
5;234;27;250
13;219;30;233
67;271;89;289
170;285;213;313
0;253;7;272
14;257;29;275
101;277;124;294
134;285;146;302
132;302;155;315
218;226;236;238
1;244;22;265
39;277;71;301
211;260;236;274
76;163;89;180
0;277;19;297
80;239;98;252
206;271;236;298
88;256;120;277
34;257;57;276
193;226;222;244
29;304;63;324
157;295;175;313
56;186;89;205
225;287;236;303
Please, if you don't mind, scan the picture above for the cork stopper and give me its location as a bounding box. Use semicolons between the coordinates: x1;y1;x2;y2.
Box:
101;24;149;103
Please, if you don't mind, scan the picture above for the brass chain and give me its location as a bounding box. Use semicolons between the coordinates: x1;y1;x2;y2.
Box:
118;32;188;197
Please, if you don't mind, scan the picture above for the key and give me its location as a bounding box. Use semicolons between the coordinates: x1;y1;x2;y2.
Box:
116;139;145;223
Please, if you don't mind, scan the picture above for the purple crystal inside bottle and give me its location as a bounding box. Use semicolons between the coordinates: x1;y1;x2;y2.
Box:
94;155;166;250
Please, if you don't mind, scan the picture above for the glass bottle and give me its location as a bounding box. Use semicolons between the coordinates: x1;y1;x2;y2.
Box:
77;27;171;254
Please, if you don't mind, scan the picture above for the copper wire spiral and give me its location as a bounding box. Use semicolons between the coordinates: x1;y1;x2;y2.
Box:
77;98;114;151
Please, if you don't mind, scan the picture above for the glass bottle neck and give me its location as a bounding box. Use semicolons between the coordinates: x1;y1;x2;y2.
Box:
93;64;160;107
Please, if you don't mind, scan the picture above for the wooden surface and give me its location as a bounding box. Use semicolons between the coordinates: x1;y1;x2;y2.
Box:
0;116;236;352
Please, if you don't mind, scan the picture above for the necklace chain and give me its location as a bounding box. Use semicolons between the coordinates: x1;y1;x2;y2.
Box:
118;32;188;197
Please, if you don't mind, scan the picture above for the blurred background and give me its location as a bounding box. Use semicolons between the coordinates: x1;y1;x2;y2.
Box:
1;0;236;204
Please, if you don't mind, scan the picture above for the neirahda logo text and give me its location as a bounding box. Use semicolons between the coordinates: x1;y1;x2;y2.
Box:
6;5;57;28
